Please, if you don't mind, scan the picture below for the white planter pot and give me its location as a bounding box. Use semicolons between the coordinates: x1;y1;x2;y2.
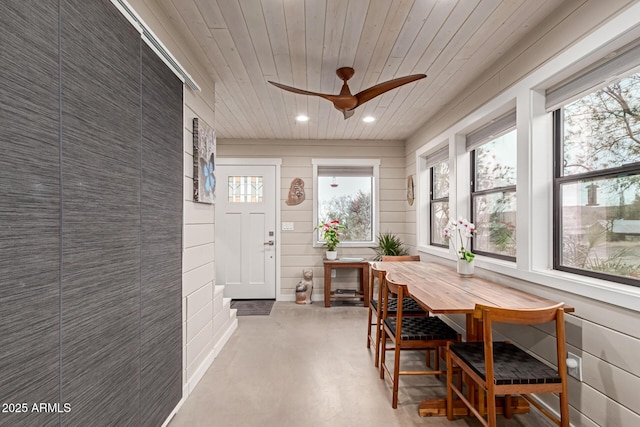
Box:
457;259;474;277
325;250;338;260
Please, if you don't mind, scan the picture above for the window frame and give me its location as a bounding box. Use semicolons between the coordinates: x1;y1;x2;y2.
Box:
470;149;517;261
413;10;640;312
467;114;518;262
312;158;380;248
552;107;640;287
429;161;449;248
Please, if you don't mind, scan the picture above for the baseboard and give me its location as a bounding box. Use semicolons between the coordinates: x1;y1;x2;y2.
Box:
160;386;188;427
186;346;216;395
211;317;237;360
186;316;238;394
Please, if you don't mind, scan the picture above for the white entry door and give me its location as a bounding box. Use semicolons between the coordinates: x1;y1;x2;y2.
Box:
215;163;277;299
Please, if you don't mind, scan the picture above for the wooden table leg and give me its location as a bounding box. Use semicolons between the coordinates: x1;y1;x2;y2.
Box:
324;263;331;307
362;263;370;307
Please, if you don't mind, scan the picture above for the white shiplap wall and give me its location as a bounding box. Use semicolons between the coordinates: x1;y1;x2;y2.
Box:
405;1;640;425
217;139;410;300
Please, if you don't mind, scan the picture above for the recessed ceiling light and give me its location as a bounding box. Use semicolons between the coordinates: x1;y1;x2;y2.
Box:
296;115;309;122
362;116;375;123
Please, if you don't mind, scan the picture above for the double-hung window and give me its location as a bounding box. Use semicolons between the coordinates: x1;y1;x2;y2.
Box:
313;159;380;247
427;148;449;247
549;43;640;286
467;110;517;260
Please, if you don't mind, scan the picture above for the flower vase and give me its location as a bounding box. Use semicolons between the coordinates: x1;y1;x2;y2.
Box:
457;259;474;277
326;250;338;260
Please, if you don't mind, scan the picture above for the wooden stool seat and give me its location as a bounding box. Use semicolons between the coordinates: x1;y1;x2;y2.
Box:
384;316;458;342
450;342;562;386
370;297;425;315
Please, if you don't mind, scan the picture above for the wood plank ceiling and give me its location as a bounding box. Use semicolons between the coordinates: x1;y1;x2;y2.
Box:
154;0;564;140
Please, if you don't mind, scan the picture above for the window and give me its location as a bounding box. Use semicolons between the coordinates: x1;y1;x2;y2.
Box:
228;176;263;203
313;159;380;247
428;148;449;247
553;71;640;286
468;111;517;260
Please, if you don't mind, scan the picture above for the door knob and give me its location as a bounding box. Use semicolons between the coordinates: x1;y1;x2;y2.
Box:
264;240;275;246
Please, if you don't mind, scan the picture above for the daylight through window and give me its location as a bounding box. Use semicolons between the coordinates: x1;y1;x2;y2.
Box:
554;71;640;285
468;111;517;260
313;160;379;246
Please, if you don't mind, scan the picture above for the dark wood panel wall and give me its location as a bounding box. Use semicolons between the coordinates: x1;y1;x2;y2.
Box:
0;1;183;426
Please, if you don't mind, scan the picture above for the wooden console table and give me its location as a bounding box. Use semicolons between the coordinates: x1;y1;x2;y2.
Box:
323;260;370;307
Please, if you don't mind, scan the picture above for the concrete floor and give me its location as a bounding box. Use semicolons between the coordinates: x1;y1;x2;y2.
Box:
168;301;555;427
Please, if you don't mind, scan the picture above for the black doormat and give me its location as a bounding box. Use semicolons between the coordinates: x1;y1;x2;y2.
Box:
231;299;275;316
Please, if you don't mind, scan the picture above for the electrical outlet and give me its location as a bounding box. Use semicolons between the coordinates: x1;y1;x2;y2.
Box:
567;352;582;381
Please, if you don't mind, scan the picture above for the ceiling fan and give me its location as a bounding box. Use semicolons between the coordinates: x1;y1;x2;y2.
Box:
268;67;426;120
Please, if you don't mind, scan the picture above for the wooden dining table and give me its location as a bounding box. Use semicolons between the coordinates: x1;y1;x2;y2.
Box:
371;261;574;417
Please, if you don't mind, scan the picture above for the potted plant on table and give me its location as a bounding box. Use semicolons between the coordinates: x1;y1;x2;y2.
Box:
443;218;477;276
317;219;345;260
372;231;409;261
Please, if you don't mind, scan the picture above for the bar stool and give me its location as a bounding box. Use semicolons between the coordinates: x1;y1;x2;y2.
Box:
380;273;461;408
366;256;424;368
446;303;569;427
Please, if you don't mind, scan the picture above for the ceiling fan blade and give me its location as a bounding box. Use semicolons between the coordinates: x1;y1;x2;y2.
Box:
354;74;426;106
268;81;329;97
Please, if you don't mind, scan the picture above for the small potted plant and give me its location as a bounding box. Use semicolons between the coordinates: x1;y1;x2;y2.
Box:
443;218;477;276
317;219;345;260
372;231;409;261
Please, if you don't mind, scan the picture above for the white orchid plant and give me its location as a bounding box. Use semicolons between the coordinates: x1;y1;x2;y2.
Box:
443;218;477;263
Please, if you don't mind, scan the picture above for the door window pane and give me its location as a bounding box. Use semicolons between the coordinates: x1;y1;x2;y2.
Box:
228;176;263;203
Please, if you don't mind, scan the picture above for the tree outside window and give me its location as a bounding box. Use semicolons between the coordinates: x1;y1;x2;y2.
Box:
430;161;449;247
555;72;640;285
318;176;372;242
471;130;517;259
313;159;379;247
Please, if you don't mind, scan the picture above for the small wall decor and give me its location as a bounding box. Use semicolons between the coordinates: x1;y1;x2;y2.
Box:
406;175;415;206
285;177;305;206
193;118;216;203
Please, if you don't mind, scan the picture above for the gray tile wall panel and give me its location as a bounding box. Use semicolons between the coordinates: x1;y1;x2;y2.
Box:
139;45;183;427
0;3;61;427
60;1;142;425
1;1;184;425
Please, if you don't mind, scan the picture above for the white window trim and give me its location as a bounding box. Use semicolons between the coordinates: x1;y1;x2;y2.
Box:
312;158;380;248
421;145;450;248
413;3;640;313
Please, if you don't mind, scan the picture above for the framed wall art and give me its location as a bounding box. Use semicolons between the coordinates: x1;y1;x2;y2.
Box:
193;118;216;203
